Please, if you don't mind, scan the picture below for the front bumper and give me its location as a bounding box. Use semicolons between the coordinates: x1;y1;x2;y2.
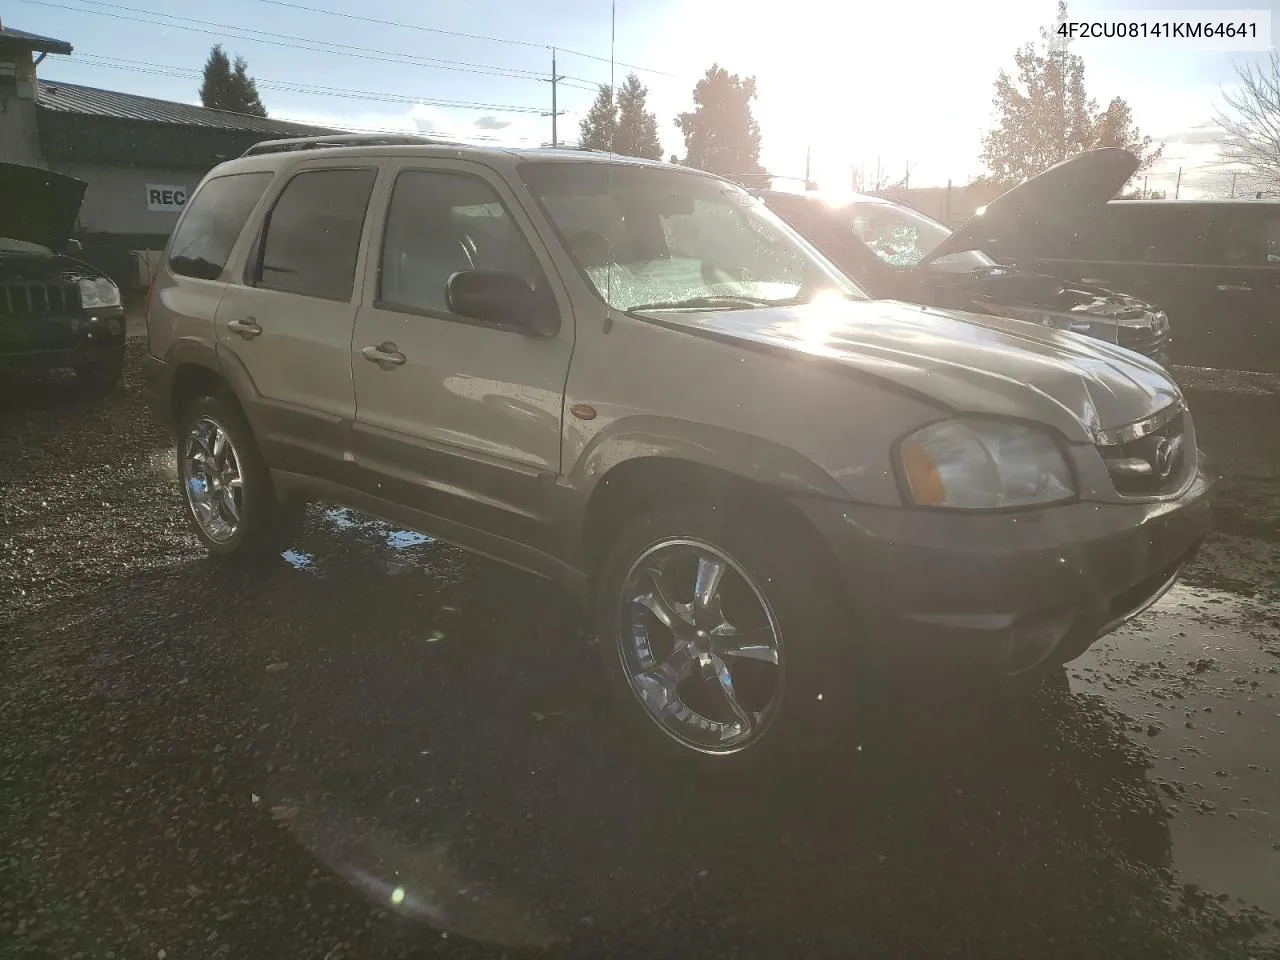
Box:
794;468;1212;678
0;309;126;374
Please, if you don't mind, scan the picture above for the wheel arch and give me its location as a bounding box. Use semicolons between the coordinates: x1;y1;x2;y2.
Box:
578;447;848;607
163;338;261;431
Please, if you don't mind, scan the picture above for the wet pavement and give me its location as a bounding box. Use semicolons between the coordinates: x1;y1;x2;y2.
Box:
2;346;1279;959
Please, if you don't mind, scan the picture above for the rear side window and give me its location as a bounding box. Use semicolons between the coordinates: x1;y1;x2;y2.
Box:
255;168;377;302
167;172;271;280
1100;204;1209;263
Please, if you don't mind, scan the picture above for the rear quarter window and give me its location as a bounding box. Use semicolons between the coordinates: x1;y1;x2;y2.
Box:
167;172;272;280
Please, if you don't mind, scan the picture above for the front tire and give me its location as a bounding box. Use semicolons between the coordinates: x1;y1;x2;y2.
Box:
175;392;303;558
594;503;858;773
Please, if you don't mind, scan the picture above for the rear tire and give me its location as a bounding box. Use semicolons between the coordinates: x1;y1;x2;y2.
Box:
175;392;303;559
593;502;860;775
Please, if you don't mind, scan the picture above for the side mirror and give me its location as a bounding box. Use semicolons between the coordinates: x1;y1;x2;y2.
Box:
446;270;553;334
66;238;83;253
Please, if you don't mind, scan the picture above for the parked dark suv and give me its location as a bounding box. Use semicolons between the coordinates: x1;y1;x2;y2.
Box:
0;163;125;390
1002;197;1280;374
760;148;1171;365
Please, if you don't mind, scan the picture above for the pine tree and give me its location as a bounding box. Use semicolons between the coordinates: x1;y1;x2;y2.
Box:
613;74;662;160
578;85;616;151
199;45;233;111
199;45;267;117
230;56;267;118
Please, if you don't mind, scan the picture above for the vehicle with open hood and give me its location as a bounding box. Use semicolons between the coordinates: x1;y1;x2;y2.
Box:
143;135;1210;771
0;162;125;390
994;196;1280;374
758;148;1171;365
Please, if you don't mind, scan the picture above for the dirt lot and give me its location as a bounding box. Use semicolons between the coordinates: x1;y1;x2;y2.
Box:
1;346;1278;959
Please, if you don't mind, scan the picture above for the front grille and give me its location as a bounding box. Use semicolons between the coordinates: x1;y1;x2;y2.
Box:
1098;404;1190;496
0;282;80;318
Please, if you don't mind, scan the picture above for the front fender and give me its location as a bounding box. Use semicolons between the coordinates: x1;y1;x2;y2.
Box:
567;414;852;502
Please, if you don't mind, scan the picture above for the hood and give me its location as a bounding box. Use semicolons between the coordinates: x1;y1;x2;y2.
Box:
643;298;1179;443
0;163;87;253
921;148;1138;265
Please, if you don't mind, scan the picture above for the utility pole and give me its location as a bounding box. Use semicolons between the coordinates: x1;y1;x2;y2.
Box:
1142;175;1148;199
804;145;811;189
1231;171;1238;198
1174;166;1182;199
541;47;566;148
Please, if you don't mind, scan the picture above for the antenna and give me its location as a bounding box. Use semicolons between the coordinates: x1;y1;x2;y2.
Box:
603;0;616;333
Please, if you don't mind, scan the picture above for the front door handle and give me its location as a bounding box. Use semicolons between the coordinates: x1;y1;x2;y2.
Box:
1216;283;1253;292
361;341;406;370
228;317;263;339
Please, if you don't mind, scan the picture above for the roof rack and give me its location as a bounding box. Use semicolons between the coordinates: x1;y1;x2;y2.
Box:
241;133;443;157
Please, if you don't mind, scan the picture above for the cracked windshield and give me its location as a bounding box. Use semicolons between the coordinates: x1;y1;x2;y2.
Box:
2;1;1280;959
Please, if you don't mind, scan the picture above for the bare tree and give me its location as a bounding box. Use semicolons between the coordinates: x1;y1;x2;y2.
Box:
1217;51;1280;190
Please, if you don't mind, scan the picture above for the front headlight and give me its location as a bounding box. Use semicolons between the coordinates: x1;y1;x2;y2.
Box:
896;418;1075;508
79;277;121;310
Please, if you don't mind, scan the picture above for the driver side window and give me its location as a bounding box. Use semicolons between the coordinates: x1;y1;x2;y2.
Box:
379;169;546;315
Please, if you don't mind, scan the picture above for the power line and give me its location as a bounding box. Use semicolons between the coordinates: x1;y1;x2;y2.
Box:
72;53;553;115
240;0;679;78
15;0;604;86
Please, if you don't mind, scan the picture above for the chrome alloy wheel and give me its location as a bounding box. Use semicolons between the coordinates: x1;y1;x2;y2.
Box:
181;416;244;543
617;539;785;754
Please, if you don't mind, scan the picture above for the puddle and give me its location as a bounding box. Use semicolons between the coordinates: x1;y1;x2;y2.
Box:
281;549;314;571
1072;582;1280;914
387;529;433;550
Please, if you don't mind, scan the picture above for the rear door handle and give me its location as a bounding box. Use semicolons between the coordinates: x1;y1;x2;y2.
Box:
1217;283;1253;292
361;341;406;369
227;317;263;339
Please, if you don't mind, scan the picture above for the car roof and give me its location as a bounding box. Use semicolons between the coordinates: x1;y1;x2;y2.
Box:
214;135;701;179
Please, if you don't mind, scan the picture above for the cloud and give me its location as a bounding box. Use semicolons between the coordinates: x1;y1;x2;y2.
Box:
273;104;539;146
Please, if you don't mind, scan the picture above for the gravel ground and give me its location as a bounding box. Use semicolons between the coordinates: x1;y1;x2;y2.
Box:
2;346;1279;959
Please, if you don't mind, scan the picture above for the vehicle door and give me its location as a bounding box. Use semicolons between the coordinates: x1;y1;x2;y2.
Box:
1201;206;1280;373
152;170;274;365
214;163;378;479
350;161;574;553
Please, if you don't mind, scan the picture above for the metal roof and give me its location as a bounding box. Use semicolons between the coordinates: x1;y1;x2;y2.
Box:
0;26;73;55
36;80;336;136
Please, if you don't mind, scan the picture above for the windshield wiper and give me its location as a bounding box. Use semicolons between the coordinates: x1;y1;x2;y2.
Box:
627;295;778;313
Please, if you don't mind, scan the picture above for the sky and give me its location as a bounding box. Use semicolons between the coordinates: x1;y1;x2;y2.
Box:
5;0;1277;197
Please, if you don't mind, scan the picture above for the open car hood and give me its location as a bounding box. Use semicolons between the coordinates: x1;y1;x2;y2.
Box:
921;148;1138;265
0;163;87;253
